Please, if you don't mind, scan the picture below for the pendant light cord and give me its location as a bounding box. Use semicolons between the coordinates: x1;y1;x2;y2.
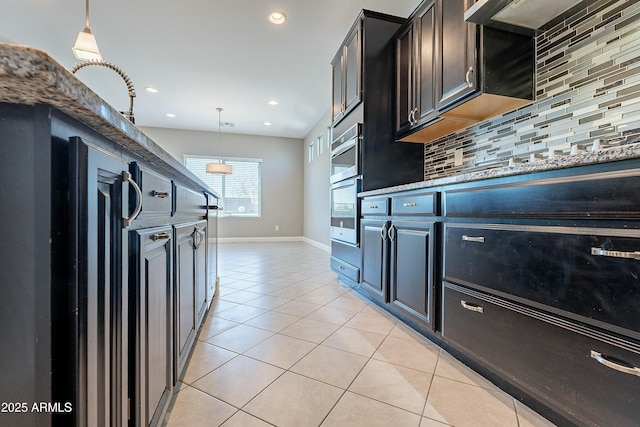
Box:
85;0;91;29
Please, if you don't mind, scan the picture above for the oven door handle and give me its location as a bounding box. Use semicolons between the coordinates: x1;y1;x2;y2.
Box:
331;136;358;157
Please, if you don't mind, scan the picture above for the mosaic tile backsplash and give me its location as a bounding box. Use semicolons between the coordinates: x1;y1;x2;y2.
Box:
424;0;640;179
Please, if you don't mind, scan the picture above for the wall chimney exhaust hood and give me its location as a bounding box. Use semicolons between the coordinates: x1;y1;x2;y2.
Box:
464;0;586;35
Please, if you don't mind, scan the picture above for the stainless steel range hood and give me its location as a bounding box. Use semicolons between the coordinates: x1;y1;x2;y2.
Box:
465;0;586;35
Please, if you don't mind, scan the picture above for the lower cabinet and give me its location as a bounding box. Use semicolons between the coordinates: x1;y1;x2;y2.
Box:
361;219;389;302
130;226;173;427
443;282;640;427
173;220;207;380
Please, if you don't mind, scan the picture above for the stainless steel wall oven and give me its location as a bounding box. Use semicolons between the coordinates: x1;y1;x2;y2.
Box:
330;177;360;245
330;123;361;184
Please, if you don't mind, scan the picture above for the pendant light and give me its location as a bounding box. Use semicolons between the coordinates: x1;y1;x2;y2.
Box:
72;0;102;61
206;108;233;175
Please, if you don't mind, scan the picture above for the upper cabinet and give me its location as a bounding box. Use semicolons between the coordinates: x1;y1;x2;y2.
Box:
396;0;534;143
332;25;361;125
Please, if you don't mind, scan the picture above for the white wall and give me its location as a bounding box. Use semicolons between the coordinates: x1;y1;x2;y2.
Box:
141;126;304;239
302;110;332;248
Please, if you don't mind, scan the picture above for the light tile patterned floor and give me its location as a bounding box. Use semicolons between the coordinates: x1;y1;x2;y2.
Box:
163;242;556;427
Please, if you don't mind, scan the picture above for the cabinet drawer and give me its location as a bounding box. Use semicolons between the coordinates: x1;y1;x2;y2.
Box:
331;256;360;283
442;282;640;427
361;197;389;215
444;168;640;219
132;164;173;215
174;184;206;217
444;223;640;338
392;192;439;216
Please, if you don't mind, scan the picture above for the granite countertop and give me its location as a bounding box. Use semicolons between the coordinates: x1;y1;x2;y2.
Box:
0;43;216;196
360;137;640;198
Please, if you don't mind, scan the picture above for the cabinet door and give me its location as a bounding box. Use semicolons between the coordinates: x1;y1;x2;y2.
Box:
194;220;208;327
396;24;414;134
130;226;173;427
436;0;477;110
343;25;361;115
389;221;436;329
69;137;128;427
415;1;437;125
174;223;197;379
331;54;344;124
361;220;389;302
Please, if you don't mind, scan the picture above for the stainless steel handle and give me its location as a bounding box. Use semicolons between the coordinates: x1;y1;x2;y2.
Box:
369;205;378;209
151;189;169;198
381;222;388;241
461;300;484;313
151;232;171;241
409;107;418;125
389;224;396;243
591;350;640;377
123;171;142;228
465;66;474;88
193;227;206;250
339;265;346;271
462;235;485;243
403;202;417;207
591;248;640;260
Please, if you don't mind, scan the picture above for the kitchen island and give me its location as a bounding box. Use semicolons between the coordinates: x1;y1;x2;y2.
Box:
0;44;217;427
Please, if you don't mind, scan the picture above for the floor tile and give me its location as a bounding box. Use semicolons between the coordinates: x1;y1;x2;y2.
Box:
424;375;518;426
214;304;267;323
164;386;236;427
243;310;301;333
372;335;440;374
198;316;239;341
515;401;556;427
343;311;397;335
243;294;290;310
325;293;371;312
348;358;432;414
434;351;497;390
290;345;368;389
180;341;237;385
220;410;274;427
206;324;273;353
279;318;340;343
192;355;284;408
322;327;386;357
219;290;263;304
243;333;316;369
322;391;422;427
273;300;322;317
244;372;343;427
305;305;358;325
207;299;239;316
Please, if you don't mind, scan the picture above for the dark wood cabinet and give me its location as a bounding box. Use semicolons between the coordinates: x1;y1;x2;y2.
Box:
361;219;389;302
130;226;173;427
69;137;129;427
397;0;534;143
332;25;361;124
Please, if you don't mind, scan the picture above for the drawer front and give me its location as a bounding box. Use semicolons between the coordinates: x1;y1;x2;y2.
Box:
443;283;640;427
174;184;206;217
444;168;640;219
392;192;439;216
444;223;640;338
330;256;360;283
361;197;389;216
133;164;173;215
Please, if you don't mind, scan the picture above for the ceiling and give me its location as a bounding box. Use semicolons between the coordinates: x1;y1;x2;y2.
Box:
3;0;418;139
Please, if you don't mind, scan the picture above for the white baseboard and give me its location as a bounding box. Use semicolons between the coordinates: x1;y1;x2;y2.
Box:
207;236;331;253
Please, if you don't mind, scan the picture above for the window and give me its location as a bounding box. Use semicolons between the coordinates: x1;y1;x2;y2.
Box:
184;155;262;217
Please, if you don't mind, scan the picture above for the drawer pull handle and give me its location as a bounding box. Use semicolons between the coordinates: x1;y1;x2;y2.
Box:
462;235;485;243
152;190;169;198
591;248;640;260
591;350;640;377
339;265;346;271
460;300;484;313
151;232;171;241
403;202;417;207
369;205;378;209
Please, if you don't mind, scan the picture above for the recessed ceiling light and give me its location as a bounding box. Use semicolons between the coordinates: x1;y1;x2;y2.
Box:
268;100;279;106
145;86;158;93
166;113;175;118
264;122;272;126
269;11;286;25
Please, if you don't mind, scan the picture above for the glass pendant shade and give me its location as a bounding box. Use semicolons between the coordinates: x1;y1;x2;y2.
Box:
73;28;102;61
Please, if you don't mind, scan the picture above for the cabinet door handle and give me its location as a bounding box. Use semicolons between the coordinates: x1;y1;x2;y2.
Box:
465;66;474;89
122;171;142;228
151;232;171;241
388;224;396;242
462;235;485;243
151;190;169;198
339;265;346;271
381;222;388;241
460;300;484;313
591;248;640;260
591;350;640;377
403;202;417;207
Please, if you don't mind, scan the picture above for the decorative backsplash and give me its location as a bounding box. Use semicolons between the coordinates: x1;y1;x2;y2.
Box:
424;0;640;179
